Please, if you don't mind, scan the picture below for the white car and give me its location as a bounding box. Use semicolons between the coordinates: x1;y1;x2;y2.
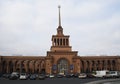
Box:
78;73;87;79
19;73;27;80
49;74;55;78
11;72;19;77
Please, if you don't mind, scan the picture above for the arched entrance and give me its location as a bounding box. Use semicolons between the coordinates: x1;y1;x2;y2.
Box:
57;58;69;74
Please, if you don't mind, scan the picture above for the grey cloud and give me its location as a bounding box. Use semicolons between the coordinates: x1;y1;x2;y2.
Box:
0;0;120;56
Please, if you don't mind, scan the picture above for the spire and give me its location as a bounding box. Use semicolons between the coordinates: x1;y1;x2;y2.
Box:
57;5;63;35
58;5;61;27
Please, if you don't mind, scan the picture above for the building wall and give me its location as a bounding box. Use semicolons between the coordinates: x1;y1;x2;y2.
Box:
0;56;46;74
0;55;120;74
80;56;119;73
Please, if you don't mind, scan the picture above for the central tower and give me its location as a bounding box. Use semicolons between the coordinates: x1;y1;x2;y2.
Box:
51;6;72;51
46;6;79;75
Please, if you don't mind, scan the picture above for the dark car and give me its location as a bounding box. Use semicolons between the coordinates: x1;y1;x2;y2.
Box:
9;74;19;80
45;74;49;78
3;74;11;79
74;73;79;78
56;74;63;78
29;75;36;80
70;74;74;77
65;74;71;78
39;74;45;80
0;74;2;77
87;73;96;78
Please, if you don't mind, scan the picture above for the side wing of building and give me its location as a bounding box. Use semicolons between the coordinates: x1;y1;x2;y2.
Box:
80;56;120;73
0;56;46;74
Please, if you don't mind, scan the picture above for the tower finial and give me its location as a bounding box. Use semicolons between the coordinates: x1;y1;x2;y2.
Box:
58;5;61;26
57;5;63;35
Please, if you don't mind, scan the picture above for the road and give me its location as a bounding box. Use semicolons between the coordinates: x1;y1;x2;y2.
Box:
0;77;109;84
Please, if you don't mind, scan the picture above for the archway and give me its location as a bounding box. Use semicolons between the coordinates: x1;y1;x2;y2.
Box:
40;60;45;74
57;58;69;74
2;61;7;74
9;61;13;73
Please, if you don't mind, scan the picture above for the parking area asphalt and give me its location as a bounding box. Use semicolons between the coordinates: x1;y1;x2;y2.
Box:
1;75;120;84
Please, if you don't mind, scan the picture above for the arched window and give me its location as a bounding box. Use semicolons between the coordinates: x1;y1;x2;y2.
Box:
66;39;68;45
60;39;62;45
63;39;65;46
54;39;56;46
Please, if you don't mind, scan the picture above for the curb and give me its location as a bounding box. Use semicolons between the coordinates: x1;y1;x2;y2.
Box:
85;78;120;84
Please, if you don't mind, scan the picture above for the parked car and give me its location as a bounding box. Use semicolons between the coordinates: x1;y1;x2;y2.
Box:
29;75;36;80
78;73;87;79
11;72;19;76
9;73;19;80
39;74;45;80
70;74;74;77
87;73;96;78
9;75;18;80
56;74;63;78
49;74;55;78
10;72;19;78
105;71;120;78
45;74;49;78
94;70;109;78
65;74;71;78
19;73;27;80
74;73;79;78
2;74;11;79
0;73;2;77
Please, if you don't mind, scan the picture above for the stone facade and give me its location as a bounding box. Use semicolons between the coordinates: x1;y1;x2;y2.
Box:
0;55;120;74
0;6;120;74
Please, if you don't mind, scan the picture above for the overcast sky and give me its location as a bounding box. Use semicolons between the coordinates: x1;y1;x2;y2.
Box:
0;0;120;56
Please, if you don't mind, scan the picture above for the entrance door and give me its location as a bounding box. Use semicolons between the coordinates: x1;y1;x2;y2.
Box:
57;59;69;75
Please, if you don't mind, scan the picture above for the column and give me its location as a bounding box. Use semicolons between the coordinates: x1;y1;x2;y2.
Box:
68;39;69;46
84;61;87;73
7;62;9;73
89;61;92;72
100;61;102;70
13;62;16;72
105;60;107;70
39;64;40;74
110;60;113;70
0;62;1;73
25;61;28;73
65;38;66;46
57;38;59;46
77;63;80;73
94;61;97;71
20;61;23;74
52;38;54;46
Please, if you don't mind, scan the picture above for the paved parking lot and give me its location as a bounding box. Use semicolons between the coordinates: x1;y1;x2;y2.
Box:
0;77;105;83
1;75;119;84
